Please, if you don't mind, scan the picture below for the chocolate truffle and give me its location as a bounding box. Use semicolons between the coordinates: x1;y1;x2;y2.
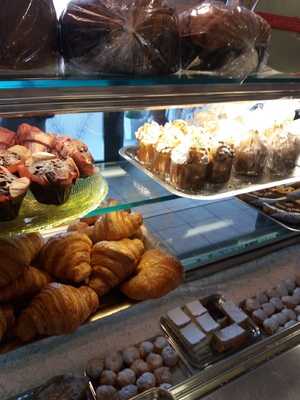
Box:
100;370;117;386
131;359;150;377
146;353;163;371
136;372;156;392
269;297;284;312
104;353;123;372
139;341;154;359
86;358;104;380
153;336;168;354
96;385;117;400
122;347;140;366
161;346;179;367
252;309;267;325
154;367;172;385
118;384;138;400
261;303;275;317
117;369;136;388
245;298;260;313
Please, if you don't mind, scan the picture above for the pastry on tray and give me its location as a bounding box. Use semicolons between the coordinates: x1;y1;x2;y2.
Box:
18;153;79;205
136;121;163;169
89;238;145;296
0;232;44;287
0;166;30;221
16;283;99;342
39;232;93;283
121;249;183;300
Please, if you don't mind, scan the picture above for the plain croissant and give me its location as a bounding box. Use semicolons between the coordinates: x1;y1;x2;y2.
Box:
39;232;92;283
0;233;43;287
89;238;145;296
121;249;183;300
16;283;99;342
93;202;143;242
0;266;51;303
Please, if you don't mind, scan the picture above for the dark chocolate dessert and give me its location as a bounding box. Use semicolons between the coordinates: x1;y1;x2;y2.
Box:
0;166;30;221
0;0;58;74
207;143;234;184
19;154;79;205
60;0;180;75
178;1;271;79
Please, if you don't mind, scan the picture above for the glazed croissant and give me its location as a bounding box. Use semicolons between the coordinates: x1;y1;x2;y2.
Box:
89;238;145;296
39;232;92;283
121;249;183;300
93;202;143;242
0;266;51;303
0;305;15;342
0;233;44;287
16;283;99;342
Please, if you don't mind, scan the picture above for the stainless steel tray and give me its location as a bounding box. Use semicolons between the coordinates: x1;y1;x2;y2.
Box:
120;146;300;201
160;295;261;370
132;388;175;400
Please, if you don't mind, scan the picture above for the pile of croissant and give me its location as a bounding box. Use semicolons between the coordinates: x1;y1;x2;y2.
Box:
0;202;183;349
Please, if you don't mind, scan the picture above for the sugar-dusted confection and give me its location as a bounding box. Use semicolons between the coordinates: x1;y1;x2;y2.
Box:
256;292;268;305
252;309;267;325
261;303;275;317
167;307;190;328
131;359;150;377
282;296;299;309
86;358;104;380
100;370;117;386
154;366;172;385
213;324;246;353
281;308;296;322
185;300;207;317
276;282;289;297
244;298;260;313
139;341;154;359
96;385;118;400
263;317;279;335
161;346;178;368
266;287;280;299
269;297;284;312
136;372;156;393
221;300;248;324
180;322;207;346
122;347;140;366
275;312;287;326
146;353;163;371
284;320;297;329
118;384;138;400
153;336;168;354
104;353;123;372
117;369;136;388
285;279;296;294
294;305;300;315
196;313;220;333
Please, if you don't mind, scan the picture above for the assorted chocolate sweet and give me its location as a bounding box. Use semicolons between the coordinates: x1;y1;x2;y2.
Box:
0;123;95;220
85;335;179;400
165;298;250;354
242;276;300;335
135;101;300;193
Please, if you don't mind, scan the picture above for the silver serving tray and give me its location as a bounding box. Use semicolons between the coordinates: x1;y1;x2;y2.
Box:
120;146;300;201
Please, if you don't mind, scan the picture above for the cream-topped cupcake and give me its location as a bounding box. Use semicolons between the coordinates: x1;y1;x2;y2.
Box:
135;121;163;168
170;129;210;192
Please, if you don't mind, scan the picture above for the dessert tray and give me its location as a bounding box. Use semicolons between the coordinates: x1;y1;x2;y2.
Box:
120;146;300;201
0;168;108;237
238;184;300;232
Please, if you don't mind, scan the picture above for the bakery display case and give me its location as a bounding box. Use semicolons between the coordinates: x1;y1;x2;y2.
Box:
1;1;300;400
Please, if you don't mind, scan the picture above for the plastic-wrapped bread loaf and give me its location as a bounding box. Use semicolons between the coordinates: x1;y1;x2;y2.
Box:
179;1;271;79
60;0;180;76
0;0;58;74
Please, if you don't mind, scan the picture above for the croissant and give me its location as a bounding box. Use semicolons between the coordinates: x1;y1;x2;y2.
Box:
39;232;92;283
89;238;145;296
0;266;51;303
16;283;99;342
93;202;143;242
0;305;15;342
121;249;183;300
0;232;43;287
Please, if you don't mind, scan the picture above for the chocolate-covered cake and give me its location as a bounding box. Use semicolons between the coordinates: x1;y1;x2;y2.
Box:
60;0;180;75
178;1;271;78
0;0;58;74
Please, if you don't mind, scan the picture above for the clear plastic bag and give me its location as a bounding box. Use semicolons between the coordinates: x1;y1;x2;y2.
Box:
60;0;180;76
178;0;271;80
0;0;59;76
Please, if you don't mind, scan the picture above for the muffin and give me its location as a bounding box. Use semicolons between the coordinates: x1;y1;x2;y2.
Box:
234;114;268;177
0;146;31;175
135;122;162;169
152;123;184;180
0;166;30;221
170;133;210;192
19;153;79;205
267;126;298;177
